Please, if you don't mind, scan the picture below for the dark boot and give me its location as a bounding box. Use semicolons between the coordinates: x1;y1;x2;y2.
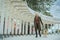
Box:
35;30;38;38
39;34;41;37
39;30;41;37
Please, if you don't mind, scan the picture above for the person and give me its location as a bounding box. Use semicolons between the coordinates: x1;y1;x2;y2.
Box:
34;13;43;37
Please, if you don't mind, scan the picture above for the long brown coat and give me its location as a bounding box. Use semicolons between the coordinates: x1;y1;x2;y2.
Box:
34;16;43;31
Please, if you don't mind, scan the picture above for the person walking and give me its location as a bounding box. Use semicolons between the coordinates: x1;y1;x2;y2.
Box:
34;13;43;37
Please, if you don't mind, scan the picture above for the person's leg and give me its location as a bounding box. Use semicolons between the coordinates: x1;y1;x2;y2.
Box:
38;24;41;37
35;24;38;37
35;28;37;37
38;29;41;37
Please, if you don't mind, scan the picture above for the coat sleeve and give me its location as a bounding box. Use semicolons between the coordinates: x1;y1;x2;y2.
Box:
39;17;43;25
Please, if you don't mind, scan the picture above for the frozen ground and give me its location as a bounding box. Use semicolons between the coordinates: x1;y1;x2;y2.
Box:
0;24;60;40
3;33;60;40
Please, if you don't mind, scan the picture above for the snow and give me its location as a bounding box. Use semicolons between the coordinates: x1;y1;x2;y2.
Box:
3;34;60;40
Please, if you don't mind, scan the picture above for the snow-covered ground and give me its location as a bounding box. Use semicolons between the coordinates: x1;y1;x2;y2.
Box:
3;34;60;40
